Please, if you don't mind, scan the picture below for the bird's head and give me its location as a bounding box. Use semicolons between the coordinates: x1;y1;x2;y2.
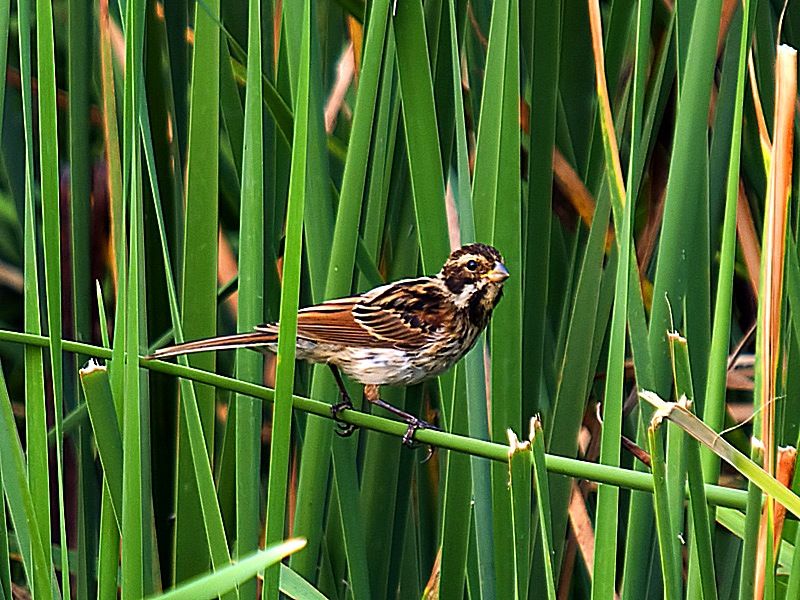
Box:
439;243;509;317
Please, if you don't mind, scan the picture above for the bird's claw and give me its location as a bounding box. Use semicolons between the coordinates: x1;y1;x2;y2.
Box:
335;421;357;437
331;395;356;437
401;418;440;462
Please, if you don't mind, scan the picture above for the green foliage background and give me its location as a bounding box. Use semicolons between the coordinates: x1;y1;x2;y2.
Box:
0;0;799;597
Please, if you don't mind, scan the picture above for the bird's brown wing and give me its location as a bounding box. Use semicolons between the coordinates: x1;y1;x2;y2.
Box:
255;295;391;347
254;278;451;350
353;278;451;349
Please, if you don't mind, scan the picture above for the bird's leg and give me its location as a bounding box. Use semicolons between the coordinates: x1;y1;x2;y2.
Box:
328;364;356;437
364;384;439;455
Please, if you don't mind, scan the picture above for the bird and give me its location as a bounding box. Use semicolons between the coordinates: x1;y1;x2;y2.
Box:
147;243;509;446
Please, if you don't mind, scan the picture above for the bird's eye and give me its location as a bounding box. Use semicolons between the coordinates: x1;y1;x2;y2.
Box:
466;259;478;271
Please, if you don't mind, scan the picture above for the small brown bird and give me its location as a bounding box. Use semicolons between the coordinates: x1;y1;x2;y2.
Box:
148;243;508;445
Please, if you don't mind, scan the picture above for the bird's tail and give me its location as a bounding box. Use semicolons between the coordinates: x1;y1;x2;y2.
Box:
147;330;277;360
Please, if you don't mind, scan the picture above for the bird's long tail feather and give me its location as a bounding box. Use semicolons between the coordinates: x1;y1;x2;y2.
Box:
147;331;277;360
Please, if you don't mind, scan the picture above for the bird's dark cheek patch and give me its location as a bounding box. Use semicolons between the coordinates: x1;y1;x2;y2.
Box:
444;275;467;295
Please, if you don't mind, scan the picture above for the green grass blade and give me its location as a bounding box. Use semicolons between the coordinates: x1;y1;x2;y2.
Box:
263;2;311;595
0;457;9;600
701;0;752;483
234;2;265;597
0;362;52;599
139;61;235;595
96;282;122;599
350;22;402;599
685;431;718;600
640;392;800;517
523;0;560;420
278;564;328;599
438;366;472;599
530;419;557;600
489;2;522;596
467;1;522;595
647;0;722;396
648;424;682;600
470;0;508;243
594;0;655;592
315;3;390;595
669;332;718;599
122;139;145;600
17;0;52;593
507;429;532;599
738;481;763;600
331;441;371;599
35;0;71;591
0;0;9;144
546;191;611;568
444;2;495;594
665;333;688;573
67;0;92;349
174;0;221;581
394;0;450;271
590;171;629;592
79;362;123;529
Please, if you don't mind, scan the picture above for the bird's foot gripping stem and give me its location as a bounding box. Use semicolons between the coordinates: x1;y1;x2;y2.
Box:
364;384;439;460
329;364;356;437
330;393;356;438
399;417;441;462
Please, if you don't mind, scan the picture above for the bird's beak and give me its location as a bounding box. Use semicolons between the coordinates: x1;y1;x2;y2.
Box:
486;262;510;283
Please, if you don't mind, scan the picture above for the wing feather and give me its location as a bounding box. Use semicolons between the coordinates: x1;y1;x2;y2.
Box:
254;278;451;350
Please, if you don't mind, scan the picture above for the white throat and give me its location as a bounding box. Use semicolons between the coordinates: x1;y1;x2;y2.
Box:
453;282;478;308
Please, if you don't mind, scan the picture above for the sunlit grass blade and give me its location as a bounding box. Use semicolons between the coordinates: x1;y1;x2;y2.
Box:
151;540;306;600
